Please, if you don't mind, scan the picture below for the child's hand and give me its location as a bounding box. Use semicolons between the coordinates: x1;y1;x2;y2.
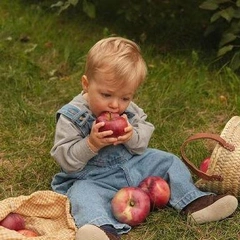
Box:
113;114;133;145
87;121;118;152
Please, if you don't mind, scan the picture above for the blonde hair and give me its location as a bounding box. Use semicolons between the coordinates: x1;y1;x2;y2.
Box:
84;37;147;87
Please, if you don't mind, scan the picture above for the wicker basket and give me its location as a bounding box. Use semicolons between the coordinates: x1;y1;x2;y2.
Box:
181;116;240;199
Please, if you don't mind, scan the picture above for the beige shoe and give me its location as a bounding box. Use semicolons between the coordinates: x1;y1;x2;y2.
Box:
76;224;120;240
182;194;238;224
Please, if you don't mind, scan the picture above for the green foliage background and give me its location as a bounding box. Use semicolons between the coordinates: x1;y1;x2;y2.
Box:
52;0;240;71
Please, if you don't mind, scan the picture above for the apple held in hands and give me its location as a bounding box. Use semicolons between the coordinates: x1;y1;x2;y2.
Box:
0;213;25;231
111;187;151;226
138;176;170;209
200;157;211;173
96;112;128;138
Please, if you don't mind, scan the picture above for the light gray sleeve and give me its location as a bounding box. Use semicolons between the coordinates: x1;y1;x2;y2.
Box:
124;102;155;154
50;115;97;173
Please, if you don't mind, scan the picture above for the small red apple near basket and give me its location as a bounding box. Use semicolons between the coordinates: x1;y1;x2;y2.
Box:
0;213;25;231
199;157;211;173
180;116;240;199
0;212;39;237
17;229;39;237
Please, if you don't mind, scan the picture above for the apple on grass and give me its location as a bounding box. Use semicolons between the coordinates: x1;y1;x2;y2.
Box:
138;176;170;209
111;187;151;226
199;157;211;173
96;111;128;138
0;213;25;231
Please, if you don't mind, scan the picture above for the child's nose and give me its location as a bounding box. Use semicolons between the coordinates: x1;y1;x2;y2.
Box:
109;99;119;109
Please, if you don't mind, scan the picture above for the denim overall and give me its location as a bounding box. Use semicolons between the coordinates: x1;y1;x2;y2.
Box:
51;104;210;234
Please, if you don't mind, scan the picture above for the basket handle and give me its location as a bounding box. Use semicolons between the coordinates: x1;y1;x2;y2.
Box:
180;133;235;181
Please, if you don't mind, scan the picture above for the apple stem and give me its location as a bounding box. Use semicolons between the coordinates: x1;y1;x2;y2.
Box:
130;200;135;207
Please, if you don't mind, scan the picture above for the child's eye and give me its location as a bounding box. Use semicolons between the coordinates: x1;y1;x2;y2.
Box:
101;93;111;98
122;97;130;101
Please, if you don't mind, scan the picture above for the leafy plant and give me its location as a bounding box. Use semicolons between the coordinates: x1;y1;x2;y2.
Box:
200;0;240;71
51;0;96;18
50;0;207;49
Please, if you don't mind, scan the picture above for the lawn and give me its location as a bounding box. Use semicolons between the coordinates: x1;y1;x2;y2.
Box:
0;0;240;239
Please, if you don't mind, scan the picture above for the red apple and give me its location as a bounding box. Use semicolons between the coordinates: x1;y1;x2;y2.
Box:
200;157;211;173
138;176;170;209
17;229;39;237
96;112;128;138
0;213;25;231
111;187;151;226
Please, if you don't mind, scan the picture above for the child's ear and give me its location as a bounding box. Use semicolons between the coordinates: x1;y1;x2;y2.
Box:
81;75;89;92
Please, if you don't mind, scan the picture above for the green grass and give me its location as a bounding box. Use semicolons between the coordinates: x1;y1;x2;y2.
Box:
0;1;240;239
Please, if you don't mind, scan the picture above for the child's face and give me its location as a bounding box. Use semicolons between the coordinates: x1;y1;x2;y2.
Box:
82;75;137;117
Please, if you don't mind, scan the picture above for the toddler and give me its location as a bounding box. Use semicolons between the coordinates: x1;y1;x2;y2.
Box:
51;37;238;240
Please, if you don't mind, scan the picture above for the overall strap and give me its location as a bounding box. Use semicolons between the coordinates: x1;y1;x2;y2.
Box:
57;104;95;136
